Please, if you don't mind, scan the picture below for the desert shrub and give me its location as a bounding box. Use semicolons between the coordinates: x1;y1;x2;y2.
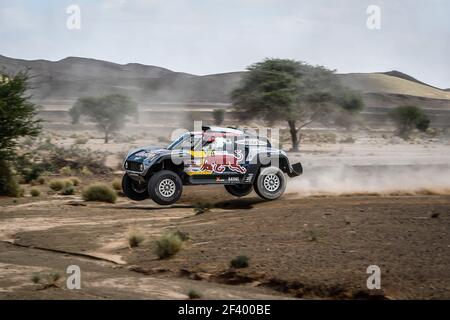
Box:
61;185;75;195
173;230;190;241
230;255;249;268
43;144;109;174
306;229;319;241
112;178;122;191
37;176;46;185
31;273;41;284
12;141;108;178
49;179;73;191
80;166;93;176
47;272;61;284
339;136;355;144
193;202;213;215
321;133;337;144
30;188;41;197
33;271;61;288
188;290;202;299
154;232;183;259
389;105;430;138
417;118;430;132
74;137;89;144
14;155;45;183
59;166;73;176
82;183;117;203
0;160;22;197
128;233;145;248
305;132;337;144
69;177;81;186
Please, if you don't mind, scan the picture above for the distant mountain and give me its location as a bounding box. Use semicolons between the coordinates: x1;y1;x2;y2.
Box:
1;54;449;110
338;72;450;101
382;70;441;90
0;55;242;103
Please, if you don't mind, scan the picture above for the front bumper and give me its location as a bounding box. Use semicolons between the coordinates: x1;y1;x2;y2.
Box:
287;162;303;178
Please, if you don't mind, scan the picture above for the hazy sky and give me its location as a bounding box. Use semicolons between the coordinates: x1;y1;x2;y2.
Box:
0;0;449;88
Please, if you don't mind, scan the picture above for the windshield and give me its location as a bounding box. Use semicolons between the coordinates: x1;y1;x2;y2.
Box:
167;133;202;150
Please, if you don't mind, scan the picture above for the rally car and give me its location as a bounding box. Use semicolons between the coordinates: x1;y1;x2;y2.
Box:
122;126;302;205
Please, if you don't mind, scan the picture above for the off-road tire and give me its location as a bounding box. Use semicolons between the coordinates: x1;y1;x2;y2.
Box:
254;166;286;200
224;184;253;197
148;170;183;205
122;174;149;201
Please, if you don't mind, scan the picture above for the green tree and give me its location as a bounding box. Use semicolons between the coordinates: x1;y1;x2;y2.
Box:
70;94;137;143
231;59;363;151
389;105;430;138
0;72;41;196
212;108;225;125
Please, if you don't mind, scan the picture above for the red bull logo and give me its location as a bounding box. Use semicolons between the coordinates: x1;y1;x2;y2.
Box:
200;150;246;174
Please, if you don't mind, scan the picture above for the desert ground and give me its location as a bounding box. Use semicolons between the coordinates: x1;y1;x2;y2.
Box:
1;129;449;300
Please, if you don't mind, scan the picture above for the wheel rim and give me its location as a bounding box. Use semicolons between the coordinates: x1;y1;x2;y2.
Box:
158;178;176;198
263;174;280;192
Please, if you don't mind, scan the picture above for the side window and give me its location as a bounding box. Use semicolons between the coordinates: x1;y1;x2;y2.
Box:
205;137;235;153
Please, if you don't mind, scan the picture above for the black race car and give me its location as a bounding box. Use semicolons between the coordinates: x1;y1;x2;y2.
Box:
122;126;302;205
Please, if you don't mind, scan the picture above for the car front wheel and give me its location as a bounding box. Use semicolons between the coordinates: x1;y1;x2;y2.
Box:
148;170;183;205
224;184;253;197
122;174;149;201
254;167;286;200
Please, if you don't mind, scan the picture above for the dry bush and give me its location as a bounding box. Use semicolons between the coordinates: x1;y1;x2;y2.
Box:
37;176;46;185
69;177;81;186
74;137;89;145
230;255;249;268
82;183;117;203
193;202;213;215
81;166;93;176
188;290;202;299
49;179;73;191
30;188;41;197
127;232;145;248
61;185;75;195
154;232;184;259
59;166;73;176
0;160;22;197
112;178;122;191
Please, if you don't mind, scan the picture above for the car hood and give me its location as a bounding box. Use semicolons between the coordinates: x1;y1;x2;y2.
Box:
126;146;171;162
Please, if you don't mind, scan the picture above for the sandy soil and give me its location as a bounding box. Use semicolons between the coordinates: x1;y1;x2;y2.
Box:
1;180;449;299
1;132;449;299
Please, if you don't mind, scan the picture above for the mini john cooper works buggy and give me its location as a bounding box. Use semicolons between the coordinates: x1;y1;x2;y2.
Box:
122;126;302;205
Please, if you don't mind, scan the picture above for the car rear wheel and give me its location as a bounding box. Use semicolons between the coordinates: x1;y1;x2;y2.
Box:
254;167;286;200
122;174;149;201
224;184;253;197
148;170;183;205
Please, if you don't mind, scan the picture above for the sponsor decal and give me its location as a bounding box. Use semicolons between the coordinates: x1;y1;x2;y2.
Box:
227;177;240;182
216;177;225;182
200;150;247;174
244;173;254;183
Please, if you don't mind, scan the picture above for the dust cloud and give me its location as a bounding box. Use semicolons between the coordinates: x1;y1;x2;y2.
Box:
287;164;450;197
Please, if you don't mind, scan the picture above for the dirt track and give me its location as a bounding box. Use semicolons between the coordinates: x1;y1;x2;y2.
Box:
1;182;449;299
